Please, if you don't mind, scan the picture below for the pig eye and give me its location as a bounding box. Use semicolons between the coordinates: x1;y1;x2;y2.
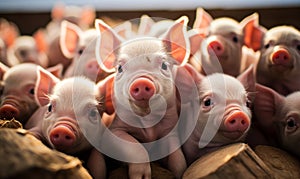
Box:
161;61;168;70
78;48;84;55
204;98;212;106
48;104;52;112
286;117;298;133
117;65;123;73
264;43;270;49
29;88;35;95
88;108;99;123
232;36;238;43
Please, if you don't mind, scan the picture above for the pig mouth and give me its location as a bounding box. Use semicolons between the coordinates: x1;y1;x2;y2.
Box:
221;131;244;140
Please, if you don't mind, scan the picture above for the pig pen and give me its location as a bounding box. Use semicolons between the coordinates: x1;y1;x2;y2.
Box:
1;5;300;179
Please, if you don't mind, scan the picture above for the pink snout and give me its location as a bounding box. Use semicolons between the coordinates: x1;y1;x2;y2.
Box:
223;111;250;139
271;48;291;66
129;77;156;101
0;104;20;120
85;60;100;75
207;40;224;56
49;125;76;149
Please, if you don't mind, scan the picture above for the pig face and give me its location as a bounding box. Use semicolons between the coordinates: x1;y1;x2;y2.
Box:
197;66;254;147
254;84;300;157
35;67;104;154
192;8;262;76
256;26;300;96
60;21;111;82
0;64;39;125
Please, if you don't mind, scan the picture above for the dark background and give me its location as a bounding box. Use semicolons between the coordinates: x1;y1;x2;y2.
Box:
0;7;299;35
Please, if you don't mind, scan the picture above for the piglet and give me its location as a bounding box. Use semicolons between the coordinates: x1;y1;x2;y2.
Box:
254;26;300;96
191;8;261;77
252;83;300;157
25;67;108;179
182;66;255;165
95;16;199;178
0;63;62;125
60;21;112;82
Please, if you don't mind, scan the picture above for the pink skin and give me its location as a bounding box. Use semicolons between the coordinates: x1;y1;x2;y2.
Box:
25;67;107;179
190;8;261;77
0;63;62;125
251;83;300;157
255;26;300;96
95;17;195;178
182;66;255;165
61;21;112;82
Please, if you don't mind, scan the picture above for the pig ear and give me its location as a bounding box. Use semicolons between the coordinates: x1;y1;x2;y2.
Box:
254;83;284;127
161;16;190;66
188;29;205;56
46;63;63;79
193;8;213;30
35;66;60;106
33;29;48;53
0;19;19;47
114;21;132;39
138;14;155;36
0;62;9;80
80;6;96;27
241;13;267;52
60;20;81;59
237;65;255;93
96;74;115;115
51;3;65;20
95;19;124;73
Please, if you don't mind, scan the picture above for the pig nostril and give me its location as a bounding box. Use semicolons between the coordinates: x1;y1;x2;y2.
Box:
229;119;236;124
134;88;139;93
241;120;246;125
145;87;150;91
65;135;71;140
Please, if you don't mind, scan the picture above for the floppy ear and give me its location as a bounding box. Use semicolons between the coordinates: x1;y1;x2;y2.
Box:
35;66;60;106
95;19;124;73
96;74;115;115
237;65;256;103
60;20;82;59
33;29;48;53
138;14;155;36
193;7;213;30
47;63;63;79
161;16;190;66
240;13;266;52
253;83;285;131
113;21;132;39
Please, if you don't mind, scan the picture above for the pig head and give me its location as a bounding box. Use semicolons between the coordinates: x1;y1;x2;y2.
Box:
95;16;199;178
0;63;62;125
60;21;112;82
253;83;300;157
255;26;300;96
183;66;255;165
25;67;107;178
191;8;261;77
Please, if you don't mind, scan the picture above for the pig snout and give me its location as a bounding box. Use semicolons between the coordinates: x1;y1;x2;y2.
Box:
0;104;20;120
222;111;250;140
207;40;224;56
49;124;76;149
129;77;156;101
86;60;100;75
271;48;291;67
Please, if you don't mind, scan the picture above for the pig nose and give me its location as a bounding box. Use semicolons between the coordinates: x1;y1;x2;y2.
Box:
86;60;100;74
129;77;155;101
207;40;224;56
0;104;20;119
271;48;291;66
49;125;76;148
224;111;250;134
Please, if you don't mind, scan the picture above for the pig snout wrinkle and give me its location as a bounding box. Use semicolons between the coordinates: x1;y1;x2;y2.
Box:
0;104;20;120
129;77;156;101
207;40;224;56
271;48;291;66
49;125;76;148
